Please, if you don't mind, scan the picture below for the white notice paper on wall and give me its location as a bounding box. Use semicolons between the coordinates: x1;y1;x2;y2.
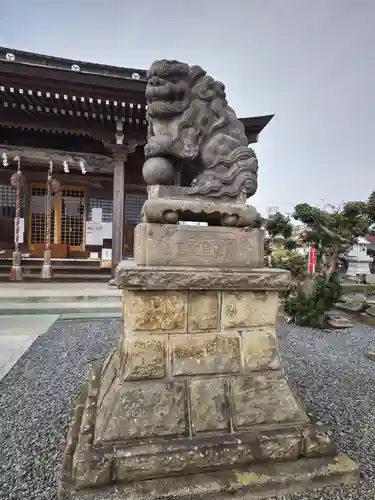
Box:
102;222;112;240
91;207;102;222
85;221;104;245
14;218;25;244
101;249;112;261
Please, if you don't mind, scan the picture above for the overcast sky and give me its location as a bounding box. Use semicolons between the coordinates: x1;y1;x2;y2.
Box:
1;0;374;215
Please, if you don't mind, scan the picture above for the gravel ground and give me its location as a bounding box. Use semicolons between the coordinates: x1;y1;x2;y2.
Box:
0;319;120;500
0;318;375;499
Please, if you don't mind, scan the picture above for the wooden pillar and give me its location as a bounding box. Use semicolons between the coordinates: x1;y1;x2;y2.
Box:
111;152;127;276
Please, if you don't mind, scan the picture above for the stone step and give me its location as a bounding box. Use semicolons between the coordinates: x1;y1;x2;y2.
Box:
0;273;111;282
0;300;121;316
16;265;110;272
360;312;375;326
0;258;134;281
0;292;121;304
0;264;109;275
0;258;109;283
0;258;103;268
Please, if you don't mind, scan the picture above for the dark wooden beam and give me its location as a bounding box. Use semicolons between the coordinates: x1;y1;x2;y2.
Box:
0;143;114;173
0;110;110;139
0;109;147;143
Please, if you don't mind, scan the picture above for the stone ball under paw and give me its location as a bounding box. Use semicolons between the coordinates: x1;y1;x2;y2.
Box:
142;157;174;185
163;210;179;224
221;214;239;227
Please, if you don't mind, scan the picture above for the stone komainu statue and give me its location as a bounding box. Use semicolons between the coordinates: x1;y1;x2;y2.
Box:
143;60;259;200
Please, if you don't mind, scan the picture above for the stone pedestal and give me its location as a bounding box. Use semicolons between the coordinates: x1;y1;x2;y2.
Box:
60;220;358;499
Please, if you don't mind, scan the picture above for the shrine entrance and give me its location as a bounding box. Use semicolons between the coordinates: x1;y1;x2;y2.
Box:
29;183;86;256
58;187;86;251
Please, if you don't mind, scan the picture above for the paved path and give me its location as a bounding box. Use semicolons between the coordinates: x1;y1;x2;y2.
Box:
0;283;123;381
0;281;121;299
0;282;122;316
0;314;60;382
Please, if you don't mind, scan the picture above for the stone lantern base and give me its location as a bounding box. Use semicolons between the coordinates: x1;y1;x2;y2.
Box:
347;256;372;278
59;218;358;499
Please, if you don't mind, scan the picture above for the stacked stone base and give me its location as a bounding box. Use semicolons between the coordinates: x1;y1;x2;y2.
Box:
60;382;358;499
61;454;357;500
60;263;358;499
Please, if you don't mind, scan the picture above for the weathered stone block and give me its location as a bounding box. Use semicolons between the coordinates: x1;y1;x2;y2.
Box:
170;333;241;376
98;348;119;408
123;290;187;332
144;185;259;226
123;335;166;380
365;305;375;317
222;291;278;329
95;381;187;442
259;429;302;461
326;313;355;329
189;379;230;433
230;374;307;429
134;223;264;268
302;426;337;458
361;311;375;326
241;327;280;372
66;454;359;499
116;263;291;291
113;432;259;482
187;291;219;332
73;443;113;489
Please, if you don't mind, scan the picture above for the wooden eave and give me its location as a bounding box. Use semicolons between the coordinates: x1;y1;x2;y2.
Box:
240;114;274;143
0;48;148;140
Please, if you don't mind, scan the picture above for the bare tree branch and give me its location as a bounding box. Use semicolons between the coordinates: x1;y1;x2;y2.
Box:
313;216;349;245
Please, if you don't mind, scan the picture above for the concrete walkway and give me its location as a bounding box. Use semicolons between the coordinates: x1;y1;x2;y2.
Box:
0;314;59;381
0;281;121;299
0;283;123;380
0;282;122;316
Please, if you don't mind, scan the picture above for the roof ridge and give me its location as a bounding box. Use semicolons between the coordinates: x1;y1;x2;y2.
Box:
0;46;147;81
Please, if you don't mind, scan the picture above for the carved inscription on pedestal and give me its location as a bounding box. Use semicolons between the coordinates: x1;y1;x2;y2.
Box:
123;290;187;333
134;223;263;268
174;235;236;265
222;291;278;328
230;374;306;429
188;292;219;332
95;381;187;442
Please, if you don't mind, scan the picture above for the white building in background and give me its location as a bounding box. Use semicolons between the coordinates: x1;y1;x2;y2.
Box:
267;206;279;217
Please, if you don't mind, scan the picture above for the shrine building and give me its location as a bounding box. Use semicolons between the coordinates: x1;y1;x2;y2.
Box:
0;47;273;280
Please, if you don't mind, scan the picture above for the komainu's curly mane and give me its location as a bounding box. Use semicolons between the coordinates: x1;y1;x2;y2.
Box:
144;60;259;200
